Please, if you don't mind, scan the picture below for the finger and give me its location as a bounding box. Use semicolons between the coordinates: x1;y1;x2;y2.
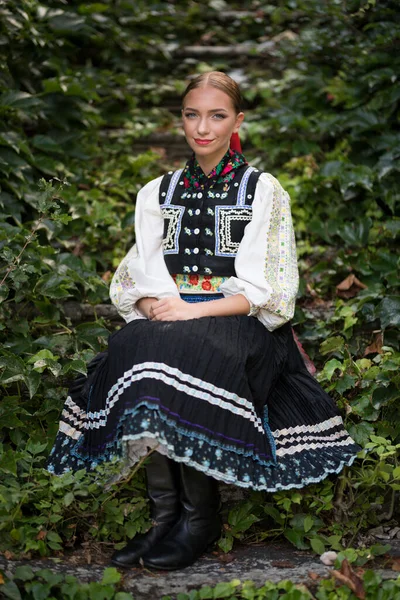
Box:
152;298;168;309
152;311;173;321
152;305;171;317
154;311;181;321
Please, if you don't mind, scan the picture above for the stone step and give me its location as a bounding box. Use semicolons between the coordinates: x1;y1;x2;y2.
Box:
1;541;399;599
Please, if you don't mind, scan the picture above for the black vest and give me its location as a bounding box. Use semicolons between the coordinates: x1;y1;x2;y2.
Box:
159;165;262;277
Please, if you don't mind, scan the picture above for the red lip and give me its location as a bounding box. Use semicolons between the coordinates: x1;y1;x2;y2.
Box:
194;139;214;145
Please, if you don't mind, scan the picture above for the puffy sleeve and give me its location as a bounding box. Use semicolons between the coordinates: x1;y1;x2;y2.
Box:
219;172;299;331
110;176;180;322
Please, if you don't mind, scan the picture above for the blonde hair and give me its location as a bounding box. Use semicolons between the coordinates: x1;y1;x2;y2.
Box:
182;71;243;114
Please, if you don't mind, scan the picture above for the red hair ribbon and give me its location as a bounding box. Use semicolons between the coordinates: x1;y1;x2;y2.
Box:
230;132;242;153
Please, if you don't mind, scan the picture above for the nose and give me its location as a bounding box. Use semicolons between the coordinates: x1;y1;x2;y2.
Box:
197;117;210;137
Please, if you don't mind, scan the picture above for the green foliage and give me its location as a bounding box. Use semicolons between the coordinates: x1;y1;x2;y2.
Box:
218;501;260;552
3;567;400;600
0;0;399;567
0;447;150;556
0;566;134;599
160;573;400;600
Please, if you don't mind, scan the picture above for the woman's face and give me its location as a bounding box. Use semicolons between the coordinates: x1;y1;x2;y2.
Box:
182;86;244;168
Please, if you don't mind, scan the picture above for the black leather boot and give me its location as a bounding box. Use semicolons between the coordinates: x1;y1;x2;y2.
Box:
111;451;180;568
141;463;221;570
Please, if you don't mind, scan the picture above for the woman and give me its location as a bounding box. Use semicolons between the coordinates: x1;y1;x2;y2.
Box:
47;72;360;571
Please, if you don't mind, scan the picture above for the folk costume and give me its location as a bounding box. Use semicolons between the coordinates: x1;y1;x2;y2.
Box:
47;148;360;570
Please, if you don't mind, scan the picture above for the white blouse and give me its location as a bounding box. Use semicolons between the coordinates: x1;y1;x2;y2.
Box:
110;172;299;331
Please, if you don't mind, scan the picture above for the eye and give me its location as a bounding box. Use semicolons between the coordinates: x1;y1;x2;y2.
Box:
212;113;226;120
184;112;197;119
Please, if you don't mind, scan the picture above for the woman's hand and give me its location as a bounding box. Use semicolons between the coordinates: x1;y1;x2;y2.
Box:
149;297;200;321
138;293;250;321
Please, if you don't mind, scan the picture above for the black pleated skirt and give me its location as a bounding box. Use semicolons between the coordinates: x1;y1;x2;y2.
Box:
47;314;360;491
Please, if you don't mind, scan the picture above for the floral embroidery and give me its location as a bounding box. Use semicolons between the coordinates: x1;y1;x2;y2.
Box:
119;262;135;289
109;261;135;308
183;149;247;191
262;174;299;319
172;274;229;294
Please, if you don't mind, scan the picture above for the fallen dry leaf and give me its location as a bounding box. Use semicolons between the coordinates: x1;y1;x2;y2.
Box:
331;559;365;600
271;560;295;568
3;550;14;560
272;30;299;42
308;571;321;580
364;331;383;356
101;270;112;282
72;243;85;257
336;274;367;299
0;574;4;584
36;530;47;540
306;283;318;298
392;558;400;572
218;553;235;564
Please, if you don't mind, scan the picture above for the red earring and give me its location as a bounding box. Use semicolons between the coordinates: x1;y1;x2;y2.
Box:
229;132;242;153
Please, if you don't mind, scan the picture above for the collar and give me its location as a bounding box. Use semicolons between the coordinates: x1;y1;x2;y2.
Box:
183;149;248;191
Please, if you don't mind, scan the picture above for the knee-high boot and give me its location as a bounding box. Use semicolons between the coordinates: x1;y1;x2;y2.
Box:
111;451;180;568
141;463;221;570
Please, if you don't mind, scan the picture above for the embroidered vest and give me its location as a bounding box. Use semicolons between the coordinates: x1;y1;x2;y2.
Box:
159;165;262;277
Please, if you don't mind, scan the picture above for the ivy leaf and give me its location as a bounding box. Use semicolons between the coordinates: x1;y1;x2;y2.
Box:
31;135;62;154
347;422;374;446
338;165;374;195
23;372;41;398
74;322;109;351
101;568;121;585
30;582;51;600
320;337;344;356
310;537;326;555
217;535;233;553
322;359;344;381
0;580;22;600
63;492;74;507
228;501;259;533
337;218;372;247
0;355;26;383
335;373;357;395
0;283;9;302
213;582;239;598
61;359;87;376
14;566;35;581
0;449;18;475
372;384;400;409
284;528;309;550
26;441;48;455
304;515;314;533
377;296;400;329
0;90;41;109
